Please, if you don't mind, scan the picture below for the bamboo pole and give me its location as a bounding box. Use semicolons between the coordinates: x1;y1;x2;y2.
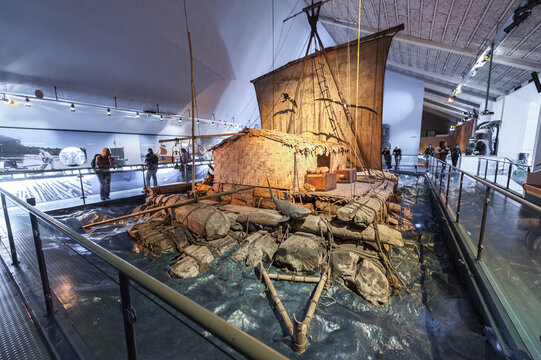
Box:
293;267;329;353
188;31;197;202
81;186;254;229
267;273;321;283
259;263;294;337
158;133;242;143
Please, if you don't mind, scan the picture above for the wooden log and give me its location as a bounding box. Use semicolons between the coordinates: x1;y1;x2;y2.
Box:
267;273;321;283
260;263;294;337
82;186;254;228
293;267;329;353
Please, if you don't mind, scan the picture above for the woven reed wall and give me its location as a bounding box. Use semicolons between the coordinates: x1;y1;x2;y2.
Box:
213;135;347;190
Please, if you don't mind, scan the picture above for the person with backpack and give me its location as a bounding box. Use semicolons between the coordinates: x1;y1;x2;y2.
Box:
96;148;116;200
144;148;159;187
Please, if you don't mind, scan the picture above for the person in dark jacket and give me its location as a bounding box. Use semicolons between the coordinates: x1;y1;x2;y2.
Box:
144;148;159;187
451;144;462;167
392;146;402;168
424;144;435;158
382;146;392;169
96;148;116;200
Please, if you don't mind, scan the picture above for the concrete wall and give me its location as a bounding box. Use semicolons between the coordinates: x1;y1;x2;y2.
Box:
381;70;425;155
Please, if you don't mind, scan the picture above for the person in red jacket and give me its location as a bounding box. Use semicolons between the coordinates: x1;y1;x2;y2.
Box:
96;148;116;200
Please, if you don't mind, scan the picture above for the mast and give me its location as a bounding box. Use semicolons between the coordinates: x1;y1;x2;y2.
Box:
188;31;197;200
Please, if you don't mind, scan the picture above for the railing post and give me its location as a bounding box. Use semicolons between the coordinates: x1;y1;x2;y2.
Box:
506;163;512;189
476;186;491;261
119;272;137;360
494;161;498;183
445;168;451;204
476;159;481;176
26;198;54;316
78;169;86;205
141;166;147;189
456;172;464;222
1;193;19;265
439;163;444;192
484;159;489;179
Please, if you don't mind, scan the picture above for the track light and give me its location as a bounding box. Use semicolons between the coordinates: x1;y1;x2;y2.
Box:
25;97;31;107
197;119;200;125
107;108;111;116
70;103;75;112
446;96;456;103
135;111;140;119
160;114;163;121
178;118;183;124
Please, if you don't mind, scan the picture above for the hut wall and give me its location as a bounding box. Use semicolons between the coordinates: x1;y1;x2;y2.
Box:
213;136;314;189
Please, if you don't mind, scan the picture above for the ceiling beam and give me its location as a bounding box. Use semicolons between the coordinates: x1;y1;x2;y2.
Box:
320;16;541;71
386;61;504;97
423;102;461;120
423;105;460;121
424;98;466;115
424;88;481;108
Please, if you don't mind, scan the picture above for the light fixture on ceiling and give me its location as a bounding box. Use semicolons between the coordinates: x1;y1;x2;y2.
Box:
70;103;75;112
160;115;163;121
446;96;456;103
2;94;18;106
178;118;183;124
25;97;31;107
107;108;111;116
135;111;140;119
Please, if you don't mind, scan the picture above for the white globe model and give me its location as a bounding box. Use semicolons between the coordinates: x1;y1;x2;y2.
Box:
59;147;86;167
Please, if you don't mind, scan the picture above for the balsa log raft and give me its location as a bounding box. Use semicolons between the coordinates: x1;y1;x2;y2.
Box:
236;211;403;247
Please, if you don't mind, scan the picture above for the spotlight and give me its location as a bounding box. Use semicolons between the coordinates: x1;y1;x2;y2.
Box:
2;95;18;106
70;103;75;112
160;115;163;121
211;113;215;126
446;96;456;103
135;111;140;119
197;119;200;125
178;118;182;124
25;97;31;107
484;55;489;61
107;108;111;116
480;109;494;115
211;121;215;126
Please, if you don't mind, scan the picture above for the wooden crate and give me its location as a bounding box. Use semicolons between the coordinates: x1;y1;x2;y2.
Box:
336;169;356;183
305;173;337;191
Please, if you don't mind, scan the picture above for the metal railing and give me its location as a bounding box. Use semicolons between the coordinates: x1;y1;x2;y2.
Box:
0;186;288;360
381;154;428;172
0;160;213;206
475;157;530;196
425;155;541;359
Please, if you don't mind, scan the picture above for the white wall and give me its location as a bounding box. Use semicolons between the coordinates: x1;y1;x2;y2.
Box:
496;82;541;163
0;0;334;139
381;70;425;155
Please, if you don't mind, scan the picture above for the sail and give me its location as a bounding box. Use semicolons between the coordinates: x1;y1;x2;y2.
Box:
251;30;395;170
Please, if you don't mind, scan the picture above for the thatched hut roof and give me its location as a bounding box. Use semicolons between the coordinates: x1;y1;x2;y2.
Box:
210;128;350;155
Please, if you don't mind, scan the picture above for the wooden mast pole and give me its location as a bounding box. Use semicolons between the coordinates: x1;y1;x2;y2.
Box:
188;32;197;201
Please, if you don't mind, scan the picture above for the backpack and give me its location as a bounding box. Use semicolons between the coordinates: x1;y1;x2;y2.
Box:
91;154;100;169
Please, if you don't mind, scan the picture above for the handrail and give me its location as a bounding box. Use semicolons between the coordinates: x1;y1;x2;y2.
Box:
0;186;288;360
430;156;541;214
478;156;529;169
0;160;213;176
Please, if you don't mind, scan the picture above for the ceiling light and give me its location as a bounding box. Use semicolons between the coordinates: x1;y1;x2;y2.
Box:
2;95;18;106
25;97;31;107
107;108;111;116
446;96;456;103
160;115;163;121
135;111;140;119
70;103;75;112
178;118;182;124
197;119;200;125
